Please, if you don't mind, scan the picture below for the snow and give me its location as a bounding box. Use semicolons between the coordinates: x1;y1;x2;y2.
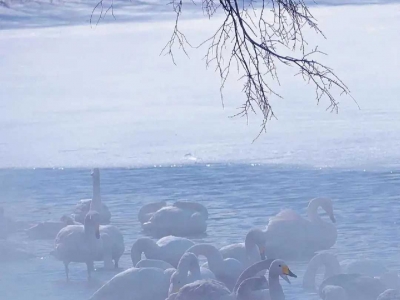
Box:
0;2;399;169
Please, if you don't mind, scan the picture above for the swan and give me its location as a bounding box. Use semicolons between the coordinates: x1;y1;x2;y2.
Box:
264;198;337;259
131;236;194;268
303;252;400;291
86;168;125;269
168;259;297;300
25;215;79;240
185;243;245;290
139;201;208;237
73;168;111;225
219;228;267;267
51;211;104;280
89;267;175;300
169;252;216;295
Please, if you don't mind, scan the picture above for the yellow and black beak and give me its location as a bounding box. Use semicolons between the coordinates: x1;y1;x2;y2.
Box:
282;265;297;278
259;246;266;260
95;224;100;239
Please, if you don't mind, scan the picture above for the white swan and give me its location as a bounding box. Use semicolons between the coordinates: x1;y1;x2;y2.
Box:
169;252;216;295
89;267;175;300
185;243;245;290
303;252;400;291
52;211;103;280
131;235;195;267
73;168;111;225
219;228;267;267
168;259;297;300
264;198;337;259
87;168;125;269
139;201;208;237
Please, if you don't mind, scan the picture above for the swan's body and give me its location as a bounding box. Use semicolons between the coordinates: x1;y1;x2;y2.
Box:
131;236;194;267
169;252;216;295
89;267;174;300
167;279;233;300
25;215;79;240
52;211;103;280
139;201;208;237
219;228;267;267
185;243;245;291
264;198;337;259
73;169;111;225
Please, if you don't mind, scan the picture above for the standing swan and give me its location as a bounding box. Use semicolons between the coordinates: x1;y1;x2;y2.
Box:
131;236;195;267
185;243;245;290
52;211;102;280
73;168;111;225
139;201;208;237
219;228;267;267
87;168;125;269
264;198;337;259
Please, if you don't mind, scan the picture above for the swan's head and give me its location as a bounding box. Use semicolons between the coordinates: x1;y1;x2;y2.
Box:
84;211;100;239
245;228;267;260
168;271;185;295
270;259;297;284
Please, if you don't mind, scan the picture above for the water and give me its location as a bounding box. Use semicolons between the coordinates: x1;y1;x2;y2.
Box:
1;164;399;300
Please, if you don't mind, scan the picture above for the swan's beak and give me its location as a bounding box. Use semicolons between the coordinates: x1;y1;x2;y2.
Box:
281;265;297;284
259;246;266;260
95;225;100;239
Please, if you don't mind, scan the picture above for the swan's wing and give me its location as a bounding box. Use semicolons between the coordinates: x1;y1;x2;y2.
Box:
173;279;231;300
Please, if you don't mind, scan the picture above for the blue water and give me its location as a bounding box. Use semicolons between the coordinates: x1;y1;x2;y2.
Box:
1;164;399;300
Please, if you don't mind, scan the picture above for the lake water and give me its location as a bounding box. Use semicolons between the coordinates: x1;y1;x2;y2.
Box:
1;164;399;300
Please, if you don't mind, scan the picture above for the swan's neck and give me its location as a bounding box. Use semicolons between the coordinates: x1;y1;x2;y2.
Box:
178;255;201;279
132;238;158;265
91;174;101;212
268;274;285;300
303;254;342;290
244;229;264;263
307;199;323;223
190;245;224;273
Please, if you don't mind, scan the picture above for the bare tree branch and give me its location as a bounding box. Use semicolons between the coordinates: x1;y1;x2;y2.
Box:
162;0;355;140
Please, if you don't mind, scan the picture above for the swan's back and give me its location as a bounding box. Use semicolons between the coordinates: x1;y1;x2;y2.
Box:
172;279;232;300
90;267;170;300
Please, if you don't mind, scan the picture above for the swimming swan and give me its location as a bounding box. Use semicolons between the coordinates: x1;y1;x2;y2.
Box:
73;168;111;225
139;201;208;237
219;228;267;267
131;235;195;267
168;252;216;295
52;211;103;280
185;243;245;291
264;198;337;259
89;267;175;300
